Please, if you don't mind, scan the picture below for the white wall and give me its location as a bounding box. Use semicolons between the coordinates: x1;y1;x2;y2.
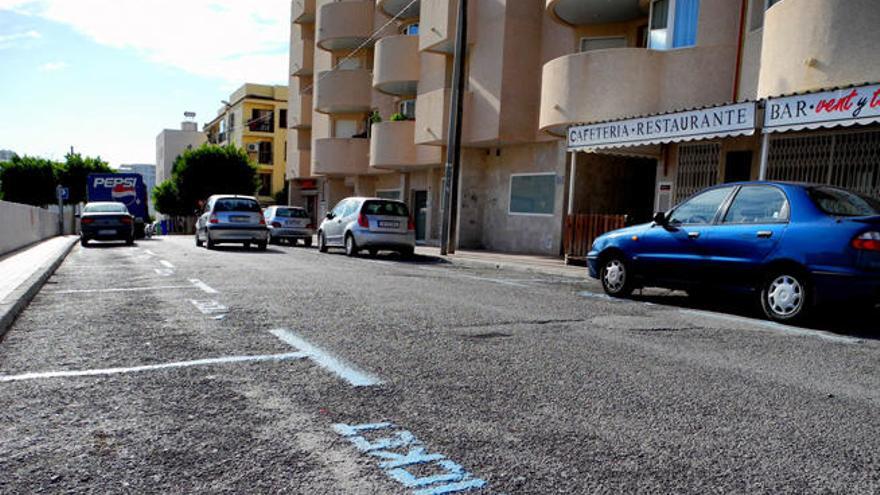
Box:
0;200;61;256
156;129;207;184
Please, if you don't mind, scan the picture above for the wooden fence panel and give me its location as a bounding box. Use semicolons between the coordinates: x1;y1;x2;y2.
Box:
564;213;628;260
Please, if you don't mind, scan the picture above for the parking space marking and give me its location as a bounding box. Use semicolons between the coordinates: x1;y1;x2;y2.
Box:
48;285;195;294
333;422;488;494
154;268;174;277
189;278;219;294
0;352;308;383
190;299;228;316
270;329;381;387
143;249;157;256
678;309;861;344
159;260;174;269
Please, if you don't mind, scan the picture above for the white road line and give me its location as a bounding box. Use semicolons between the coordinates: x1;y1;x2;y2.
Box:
48;285;195;294
154;268;174;277
159;260;174;269
270;329;381;387
189;278;218;294
678;309;862;344
415;267;531;288
143;249;157;256
0;352;308;383
190;299;228;315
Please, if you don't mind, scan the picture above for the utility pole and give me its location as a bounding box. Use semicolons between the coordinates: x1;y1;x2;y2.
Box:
440;0;467;255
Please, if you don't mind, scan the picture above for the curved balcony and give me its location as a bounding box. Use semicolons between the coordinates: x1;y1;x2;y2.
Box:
546;0;648;26
292;0;315;24
758;0;880;98
313;138;370;176
316;1;374;52
373;35;420;96
419;0;454;53
370;121;442;170
290;35;313;77
540;47;735;135
379;0;420;19
314;69;372;114
415;88;450;145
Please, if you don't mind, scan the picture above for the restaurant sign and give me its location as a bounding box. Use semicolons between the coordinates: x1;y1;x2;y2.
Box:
764;83;880;132
568;102;756;151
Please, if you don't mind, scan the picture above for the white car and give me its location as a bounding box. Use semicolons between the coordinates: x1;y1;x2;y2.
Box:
317;197;415;258
195;195;269;250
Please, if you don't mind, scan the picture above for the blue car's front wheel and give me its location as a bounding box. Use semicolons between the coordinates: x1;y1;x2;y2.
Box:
761;271;810;323
600;255;634;298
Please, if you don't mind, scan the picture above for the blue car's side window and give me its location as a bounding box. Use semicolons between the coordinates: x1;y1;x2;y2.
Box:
668;187;735;226
722;186;790;224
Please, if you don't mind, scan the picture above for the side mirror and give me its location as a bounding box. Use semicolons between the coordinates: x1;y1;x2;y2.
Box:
653;211;668;225
325;212;334;220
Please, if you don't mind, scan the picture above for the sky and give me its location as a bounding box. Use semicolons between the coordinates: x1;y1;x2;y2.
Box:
0;0;290;167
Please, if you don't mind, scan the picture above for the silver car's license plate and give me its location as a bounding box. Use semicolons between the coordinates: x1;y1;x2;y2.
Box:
230;216;249;223
98;229;116;235
378;221;399;228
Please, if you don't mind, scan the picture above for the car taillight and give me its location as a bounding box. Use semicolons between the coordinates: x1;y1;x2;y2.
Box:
81;217;94;224
307;223;315;230
358;213;369;228
852;231;880;252
271;221;281;228
121;216;132;224
408;216;415;231
209;214;219;224
259;216;266;225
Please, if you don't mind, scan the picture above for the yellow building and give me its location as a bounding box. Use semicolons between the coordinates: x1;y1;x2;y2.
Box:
204;83;289;204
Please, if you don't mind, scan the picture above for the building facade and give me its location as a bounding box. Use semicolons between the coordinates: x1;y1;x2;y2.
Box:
117;163;157;217
156;119;207;186
204;83;289;204
288;0;880;256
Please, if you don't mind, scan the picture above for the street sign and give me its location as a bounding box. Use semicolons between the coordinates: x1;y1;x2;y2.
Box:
56;185;69;201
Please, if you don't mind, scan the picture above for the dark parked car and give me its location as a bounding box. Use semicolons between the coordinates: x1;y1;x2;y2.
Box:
588;182;880;322
79;202;135;247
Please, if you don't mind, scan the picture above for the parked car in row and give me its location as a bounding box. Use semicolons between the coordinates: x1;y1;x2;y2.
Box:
588;181;880;323
264;206;315;246
195;195;268;251
318;197;415;258
79;201;135;247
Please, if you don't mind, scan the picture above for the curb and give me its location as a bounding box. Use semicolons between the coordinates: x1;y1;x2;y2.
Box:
0;237;78;342
438;254;589;280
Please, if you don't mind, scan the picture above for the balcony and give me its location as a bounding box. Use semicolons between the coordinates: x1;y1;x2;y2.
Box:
288;93;312;129
370;121;442;171
419;0;454;53
314;69;372;114
316;1;374;52
290;33;313;77
373;35;420;96
414;88;450;145
313;138;370;176
379;0;420;19
540;47;735;135
546;0;648;26
292;0;315;24
758;0;880;98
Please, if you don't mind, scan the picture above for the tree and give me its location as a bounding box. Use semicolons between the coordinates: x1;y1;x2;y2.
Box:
152;180;188;216
0;155;60;206
172;144;259;211
59;152;113;205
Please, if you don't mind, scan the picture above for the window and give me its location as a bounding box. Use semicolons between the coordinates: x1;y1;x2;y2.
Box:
362;200;408;217
249;109;274;132
331;200;349;217
375;189;402;200
258;174;272;196
809;186;880;217
401;23;419;35
274;207;309;218
649;0;700;50
509;173;556;216
580;36;627;52
342;200;360;218
399;99;416;120
214;198;261;212
84;203;128;213
668;186;734;225
279;109;288;129
258;141;273;164
723;186;789;224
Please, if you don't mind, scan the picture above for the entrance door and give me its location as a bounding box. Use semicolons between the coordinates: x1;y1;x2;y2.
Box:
724;151;753;183
413;190;427;241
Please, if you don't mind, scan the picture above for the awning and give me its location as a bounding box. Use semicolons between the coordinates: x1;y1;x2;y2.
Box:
567;102;757;152
764;82;880;134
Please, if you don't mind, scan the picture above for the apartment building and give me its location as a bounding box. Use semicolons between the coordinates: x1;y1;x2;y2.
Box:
156;117;206;185
204;83;289;203
288;0;880;256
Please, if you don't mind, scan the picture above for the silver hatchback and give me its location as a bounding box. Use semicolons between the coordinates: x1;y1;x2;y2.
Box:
195;195;269;250
264;206;315;246
317;197;415;258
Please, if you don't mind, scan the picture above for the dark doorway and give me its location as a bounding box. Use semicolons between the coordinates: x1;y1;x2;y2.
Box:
413;190;428;241
725;151;753;183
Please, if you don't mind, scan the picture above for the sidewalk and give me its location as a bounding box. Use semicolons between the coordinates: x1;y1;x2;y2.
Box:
0;235;78;340
415;245;590;280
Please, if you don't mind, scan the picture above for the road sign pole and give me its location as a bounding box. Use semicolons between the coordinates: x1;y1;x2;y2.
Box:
56;185;64;235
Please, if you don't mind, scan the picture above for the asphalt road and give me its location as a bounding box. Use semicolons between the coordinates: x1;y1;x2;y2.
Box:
1;235;879;494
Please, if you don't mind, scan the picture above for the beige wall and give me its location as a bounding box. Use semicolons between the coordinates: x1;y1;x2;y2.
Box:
0;201;61;256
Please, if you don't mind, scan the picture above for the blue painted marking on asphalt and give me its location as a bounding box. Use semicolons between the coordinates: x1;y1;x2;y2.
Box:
333;422;489;494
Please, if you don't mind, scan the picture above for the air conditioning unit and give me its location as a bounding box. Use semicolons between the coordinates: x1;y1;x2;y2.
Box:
246;143;259;153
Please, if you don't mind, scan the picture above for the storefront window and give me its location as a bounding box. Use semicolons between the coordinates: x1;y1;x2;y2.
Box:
509;173;556;216
649;0;700;50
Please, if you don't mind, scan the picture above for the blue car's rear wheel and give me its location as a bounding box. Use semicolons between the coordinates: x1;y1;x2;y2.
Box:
761;271;809;323
600;255;634;298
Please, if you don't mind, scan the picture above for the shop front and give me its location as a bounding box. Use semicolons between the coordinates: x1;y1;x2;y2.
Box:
761;83;880;199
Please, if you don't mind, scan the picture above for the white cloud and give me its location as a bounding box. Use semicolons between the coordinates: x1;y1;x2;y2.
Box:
0;28;41;48
38;60;67;71
0;0;290;83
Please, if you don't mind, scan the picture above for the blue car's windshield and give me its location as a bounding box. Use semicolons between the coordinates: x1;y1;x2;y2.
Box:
808;186;880;217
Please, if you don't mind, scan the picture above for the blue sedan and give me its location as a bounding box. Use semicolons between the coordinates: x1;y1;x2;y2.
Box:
588;182;880;322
